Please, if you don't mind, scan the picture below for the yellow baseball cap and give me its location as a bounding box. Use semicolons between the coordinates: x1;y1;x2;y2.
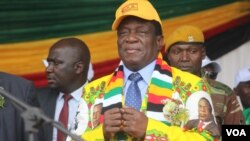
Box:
165;25;204;50
112;0;162;30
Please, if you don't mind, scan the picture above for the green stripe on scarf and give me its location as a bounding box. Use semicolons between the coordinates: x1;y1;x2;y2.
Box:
151;77;172;89
105;87;123;99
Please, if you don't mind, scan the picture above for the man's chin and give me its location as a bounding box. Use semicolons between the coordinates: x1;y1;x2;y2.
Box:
180;68;192;73
47;83;58;88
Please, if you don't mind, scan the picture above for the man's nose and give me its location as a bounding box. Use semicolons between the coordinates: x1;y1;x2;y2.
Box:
46;64;54;73
126;32;138;43
180;51;190;61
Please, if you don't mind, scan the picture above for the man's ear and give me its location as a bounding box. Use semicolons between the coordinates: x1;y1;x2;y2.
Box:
156;35;164;52
202;46;206;60
74;61;84;74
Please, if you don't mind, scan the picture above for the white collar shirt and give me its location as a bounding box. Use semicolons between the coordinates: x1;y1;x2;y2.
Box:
123;60;156;101
52;83;86;141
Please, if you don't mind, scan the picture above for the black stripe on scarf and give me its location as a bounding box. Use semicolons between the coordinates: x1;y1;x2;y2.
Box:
155;64;172;77
101;102;123;115
147;102;164;112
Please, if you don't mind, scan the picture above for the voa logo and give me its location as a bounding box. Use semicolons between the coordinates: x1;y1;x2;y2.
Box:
226;129;246;136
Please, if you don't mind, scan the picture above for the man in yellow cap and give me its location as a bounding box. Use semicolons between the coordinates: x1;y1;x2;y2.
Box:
74;0;219;140
165;25;245;133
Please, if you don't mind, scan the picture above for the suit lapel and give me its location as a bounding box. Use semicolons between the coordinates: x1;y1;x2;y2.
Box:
42;88;59;141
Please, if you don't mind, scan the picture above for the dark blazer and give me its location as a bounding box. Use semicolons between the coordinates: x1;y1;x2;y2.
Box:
36;86;59;141
185;119;220;138
0;72;38;141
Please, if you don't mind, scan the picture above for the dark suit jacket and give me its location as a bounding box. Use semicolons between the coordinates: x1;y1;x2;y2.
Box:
0;72;38;141
185;119;220;138
36;86;59;141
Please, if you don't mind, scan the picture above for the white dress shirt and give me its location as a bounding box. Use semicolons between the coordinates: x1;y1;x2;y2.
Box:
123;60;156;101
52;83;86;141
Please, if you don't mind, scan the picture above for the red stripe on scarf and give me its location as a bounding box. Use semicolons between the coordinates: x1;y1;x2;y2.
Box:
110;71;123;82
156;59;172;72
148;93;169;104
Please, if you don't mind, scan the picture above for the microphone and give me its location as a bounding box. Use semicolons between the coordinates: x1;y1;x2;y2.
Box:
0;88;84;141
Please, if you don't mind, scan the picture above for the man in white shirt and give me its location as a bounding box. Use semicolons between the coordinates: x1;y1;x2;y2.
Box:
37;37;90;141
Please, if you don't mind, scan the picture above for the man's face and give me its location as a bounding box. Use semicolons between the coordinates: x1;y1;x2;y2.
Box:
92;103;102;128
236;81;250;108
117;17;163;71
198;98;212;122
167;43;205;76
46;46;78;90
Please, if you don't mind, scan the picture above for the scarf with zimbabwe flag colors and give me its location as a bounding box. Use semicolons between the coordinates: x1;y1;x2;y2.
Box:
76;54;217;141
102;54;173;123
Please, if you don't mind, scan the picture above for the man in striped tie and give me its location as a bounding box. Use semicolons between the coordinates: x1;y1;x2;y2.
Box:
76;0;218;141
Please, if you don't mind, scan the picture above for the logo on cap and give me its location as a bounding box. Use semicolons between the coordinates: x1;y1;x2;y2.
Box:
122;3;138;13
188;35;194;42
